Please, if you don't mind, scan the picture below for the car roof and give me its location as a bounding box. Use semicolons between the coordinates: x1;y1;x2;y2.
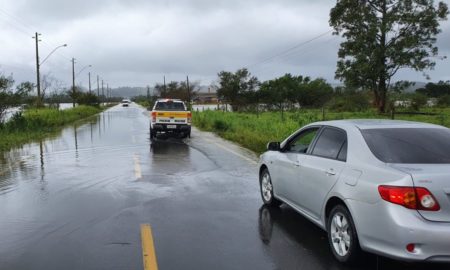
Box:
310;119;446;130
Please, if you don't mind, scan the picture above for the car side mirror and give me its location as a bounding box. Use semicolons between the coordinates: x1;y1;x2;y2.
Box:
267;142;281;151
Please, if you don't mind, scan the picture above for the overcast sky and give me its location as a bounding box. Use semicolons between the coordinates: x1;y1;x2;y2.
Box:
0;0;449;89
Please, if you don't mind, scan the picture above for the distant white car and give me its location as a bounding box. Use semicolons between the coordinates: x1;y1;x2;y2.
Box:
259;119;450;264
122;99;131;107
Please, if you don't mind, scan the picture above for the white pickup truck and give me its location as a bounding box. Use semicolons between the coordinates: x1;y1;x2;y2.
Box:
150;99;191;139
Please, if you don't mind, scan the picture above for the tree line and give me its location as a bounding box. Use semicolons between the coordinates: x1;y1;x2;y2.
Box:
0;73;109;123
215;68;450;116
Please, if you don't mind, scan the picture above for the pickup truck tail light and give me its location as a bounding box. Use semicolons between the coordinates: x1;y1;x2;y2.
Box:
151;112;156;123
378;185;440;211
187;112;192;124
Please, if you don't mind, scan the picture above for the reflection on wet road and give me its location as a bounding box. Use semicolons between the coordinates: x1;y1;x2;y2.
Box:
0;104;448;269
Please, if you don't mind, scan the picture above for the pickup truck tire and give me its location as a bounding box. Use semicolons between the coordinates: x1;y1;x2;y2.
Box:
150;129;156;140
180;132;189;139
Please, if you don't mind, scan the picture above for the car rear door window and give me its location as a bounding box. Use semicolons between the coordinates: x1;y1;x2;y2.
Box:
312;128;347;160
337;140;347;162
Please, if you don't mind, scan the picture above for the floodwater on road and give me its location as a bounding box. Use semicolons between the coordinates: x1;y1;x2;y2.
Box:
0;104;448;269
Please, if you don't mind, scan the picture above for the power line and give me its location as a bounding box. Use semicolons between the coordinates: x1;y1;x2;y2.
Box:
0;7;35;32
0;7;71;62
246;30;333;69
251;35;339;73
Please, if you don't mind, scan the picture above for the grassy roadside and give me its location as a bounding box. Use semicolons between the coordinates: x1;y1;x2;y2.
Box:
0;105;104;151
193;109;450;154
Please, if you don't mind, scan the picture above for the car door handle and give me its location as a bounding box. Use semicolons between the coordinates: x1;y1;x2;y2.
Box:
325;169;336;176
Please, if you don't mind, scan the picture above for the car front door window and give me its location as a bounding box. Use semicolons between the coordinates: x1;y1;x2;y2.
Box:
285;128;319;154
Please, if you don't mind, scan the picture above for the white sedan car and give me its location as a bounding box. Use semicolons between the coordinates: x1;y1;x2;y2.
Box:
258;119;450;264
121;99;131;107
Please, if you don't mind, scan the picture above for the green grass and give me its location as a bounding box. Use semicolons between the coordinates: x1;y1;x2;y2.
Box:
0;105;103;151
193;108;450;154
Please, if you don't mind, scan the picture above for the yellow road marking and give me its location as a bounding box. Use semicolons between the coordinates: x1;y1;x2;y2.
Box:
141;224;158;270
134;154;142;179
203;138;257;165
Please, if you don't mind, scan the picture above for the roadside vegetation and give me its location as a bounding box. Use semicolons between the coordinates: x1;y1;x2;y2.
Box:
0;73;110;151
194;108;450;154
0;105;102;151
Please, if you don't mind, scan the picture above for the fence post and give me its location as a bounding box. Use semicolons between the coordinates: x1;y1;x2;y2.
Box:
391;107;395;120
322;107;325;121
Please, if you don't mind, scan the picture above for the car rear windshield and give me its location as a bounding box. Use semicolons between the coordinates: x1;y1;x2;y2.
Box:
361;128;450;164
154;101;185;111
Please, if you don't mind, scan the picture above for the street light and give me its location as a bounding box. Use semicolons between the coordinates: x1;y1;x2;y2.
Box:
33;32;67;105
75;64;92;93
71;63;92;107
76;64;92;93
40;44;67;66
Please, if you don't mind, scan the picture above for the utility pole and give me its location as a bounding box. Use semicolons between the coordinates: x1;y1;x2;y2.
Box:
33;32;41;105
72;57;76;108
163;76;166;92
147;86;150;99
106;83;109;101
186;75;191;110
88;72;91;93
101;80;104;99
97;75;100;96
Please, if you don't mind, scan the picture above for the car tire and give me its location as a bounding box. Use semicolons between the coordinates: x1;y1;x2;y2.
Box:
327;205;362;265
259;168;281;207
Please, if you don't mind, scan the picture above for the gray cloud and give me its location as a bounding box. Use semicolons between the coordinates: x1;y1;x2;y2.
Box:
1;0;449;88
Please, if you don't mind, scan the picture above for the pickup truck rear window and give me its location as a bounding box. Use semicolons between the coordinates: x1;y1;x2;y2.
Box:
154;102;185;111
362;128;450;164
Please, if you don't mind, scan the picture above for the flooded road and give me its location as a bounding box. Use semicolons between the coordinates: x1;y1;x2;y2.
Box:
0;104;448;269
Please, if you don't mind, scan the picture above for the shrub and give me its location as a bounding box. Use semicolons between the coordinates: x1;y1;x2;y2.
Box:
437;95;450;107
76;92;100;106
213;119;230;132
328;91;370;112
410;93;428;111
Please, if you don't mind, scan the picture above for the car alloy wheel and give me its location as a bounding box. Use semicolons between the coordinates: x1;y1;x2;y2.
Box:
259;169;281;207
327;205;362;264
330;213;351;257
261;173;273;202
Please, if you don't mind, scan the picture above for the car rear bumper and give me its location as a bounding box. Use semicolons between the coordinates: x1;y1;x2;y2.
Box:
151;124;191;133
349;199;450;262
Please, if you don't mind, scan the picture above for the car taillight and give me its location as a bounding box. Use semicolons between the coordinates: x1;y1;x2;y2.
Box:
378;185;440;211
151;112;156;123
187;112;192;123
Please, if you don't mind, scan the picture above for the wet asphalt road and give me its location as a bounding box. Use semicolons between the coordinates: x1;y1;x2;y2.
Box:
0;104;448;270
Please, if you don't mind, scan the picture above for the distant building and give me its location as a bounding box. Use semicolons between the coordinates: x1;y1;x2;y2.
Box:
193;87;218;104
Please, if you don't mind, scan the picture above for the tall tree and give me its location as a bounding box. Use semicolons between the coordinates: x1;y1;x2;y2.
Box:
0;74;15;123
154;80;198;102
217;68;259;111
330;0;448;112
